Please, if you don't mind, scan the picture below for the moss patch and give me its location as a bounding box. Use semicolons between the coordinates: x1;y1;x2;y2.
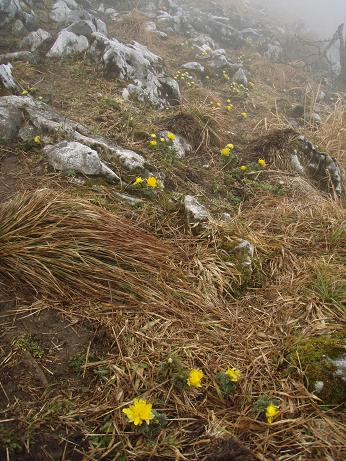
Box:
287;332;346;407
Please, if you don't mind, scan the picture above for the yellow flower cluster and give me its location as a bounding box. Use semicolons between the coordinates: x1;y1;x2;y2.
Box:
223;70;230;81
220;143;235;157
174;70;197;88
134;176;159;188
149;132;175;147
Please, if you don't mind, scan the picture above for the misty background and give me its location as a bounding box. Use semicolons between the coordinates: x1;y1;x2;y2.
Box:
254;0;346;37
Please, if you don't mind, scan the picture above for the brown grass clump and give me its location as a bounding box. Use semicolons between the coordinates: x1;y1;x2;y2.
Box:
0;189;177;304
107;9;158;48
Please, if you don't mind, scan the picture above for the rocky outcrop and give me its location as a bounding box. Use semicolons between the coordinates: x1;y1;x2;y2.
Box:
89;32;181;108
296;136;342;196
0;95;146;173
44;141;119;181
47;30;89;57
21;28;52;51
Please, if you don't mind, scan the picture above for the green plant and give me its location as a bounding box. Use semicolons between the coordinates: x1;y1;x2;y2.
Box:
13;336;45;358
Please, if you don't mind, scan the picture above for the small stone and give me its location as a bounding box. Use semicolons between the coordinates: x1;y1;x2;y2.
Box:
184;195;209;226
232;68;248;86
0;63;18;91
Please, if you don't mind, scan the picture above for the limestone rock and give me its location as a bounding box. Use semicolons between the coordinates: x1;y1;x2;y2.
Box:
0;0;21;27
0;103;23;142
0;51;35;64
44;141;119;181
297;136;342;196
159;130;192;158
232;67;248;86
89;32;181;108
0;63;18;91
21;28;52;51
181;61;205;73
47;30;89;57
184;195;209;227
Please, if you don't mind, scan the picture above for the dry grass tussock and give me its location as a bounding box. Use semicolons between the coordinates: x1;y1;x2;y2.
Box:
1;189;345;459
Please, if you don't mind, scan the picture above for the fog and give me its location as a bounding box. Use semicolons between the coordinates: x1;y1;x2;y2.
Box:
253;0;346;38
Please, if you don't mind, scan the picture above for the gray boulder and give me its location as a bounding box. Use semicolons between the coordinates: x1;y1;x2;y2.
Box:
21;28;52;51
0;63;19;91
12;18;26;35
50;0;80;23
159;130;192;158
44;141;119;181
181;62;205;73
184;195;209;228
0;103;23;141
0;0;21;27
265;43;283;62
297;136;342;196
232;67;248;86
90;33;181;108
47;30;89;57
0;50;35;64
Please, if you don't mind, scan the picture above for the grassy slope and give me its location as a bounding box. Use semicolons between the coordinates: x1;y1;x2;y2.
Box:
0;5;345;461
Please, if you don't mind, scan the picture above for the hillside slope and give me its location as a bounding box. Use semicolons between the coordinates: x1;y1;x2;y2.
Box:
0;1;345;460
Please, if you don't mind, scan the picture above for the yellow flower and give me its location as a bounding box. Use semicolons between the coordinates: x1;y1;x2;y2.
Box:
150;133;157;138
248;81;255;89
38;96;43;101
33;135;41;145
225;367;241;382
240;112;248;119
258;158;266;167
167;132;176;141
266;404;280;424
134;176;144;185
123;399;155;426
226;105;233;111
226;98;232;103
146;176;158;188
205;76;210;80
160;137;165;142
21;90;28;95
149;140;157;147
226;143;234;150
187;368;204;388
240;165;247;171
220;147;230;157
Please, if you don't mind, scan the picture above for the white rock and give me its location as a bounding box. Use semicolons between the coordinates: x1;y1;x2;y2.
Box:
233;239;255;268
182;62;205;73
0;63;18;91
291;151;305;175
90;33;181;107
47;30;89;57
50;0;79;23
114;193;143;206
44;141;119;180
184;195;209;225
12;18;26;35
314;381;324;393
159;130;192;158
21;29;51;51
232;67;248;86
0;51;35;64
0;0;21;26
0;103;23;141
74;133;146;171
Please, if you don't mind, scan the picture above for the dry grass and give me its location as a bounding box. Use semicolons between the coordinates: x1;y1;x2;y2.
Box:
0;189;179;304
